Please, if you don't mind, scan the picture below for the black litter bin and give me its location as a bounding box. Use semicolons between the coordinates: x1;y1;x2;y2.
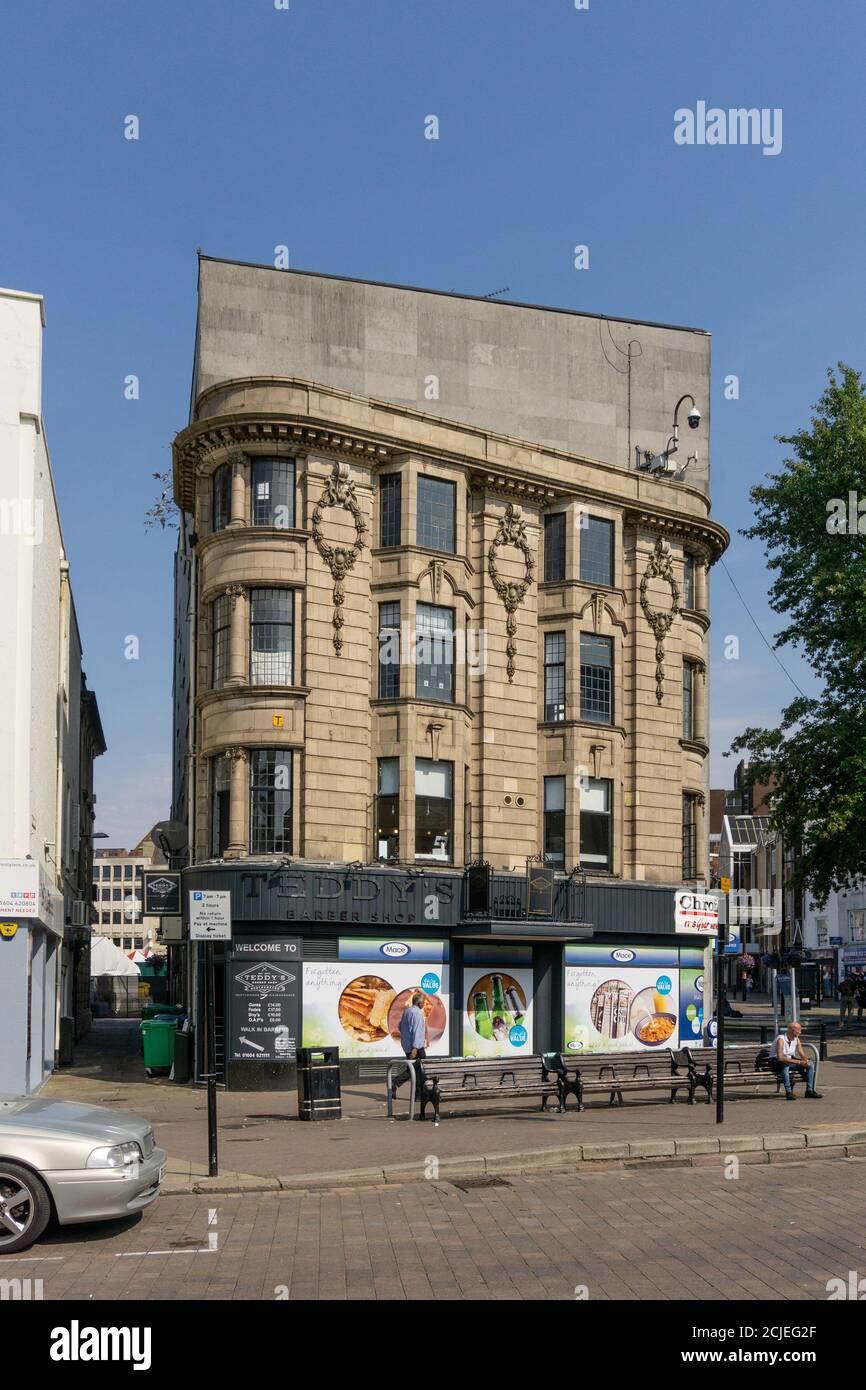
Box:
173;1026;192;1084
297;1046;342;1121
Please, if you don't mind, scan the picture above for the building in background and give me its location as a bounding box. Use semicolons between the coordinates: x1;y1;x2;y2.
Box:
91;831;166;953
0;287;105;1092
171;259;728;1086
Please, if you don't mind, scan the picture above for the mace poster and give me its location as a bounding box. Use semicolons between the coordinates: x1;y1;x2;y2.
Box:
564;944;681;1054
302;937;450;1058
462;944;533;1057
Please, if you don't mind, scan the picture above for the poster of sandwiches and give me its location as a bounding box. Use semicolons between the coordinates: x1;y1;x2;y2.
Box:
301;937;450;1058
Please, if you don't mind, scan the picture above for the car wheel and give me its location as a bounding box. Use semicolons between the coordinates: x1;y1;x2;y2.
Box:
0;1163;52;1254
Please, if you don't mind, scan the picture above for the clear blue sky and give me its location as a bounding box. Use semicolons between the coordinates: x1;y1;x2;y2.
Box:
2;0;862;847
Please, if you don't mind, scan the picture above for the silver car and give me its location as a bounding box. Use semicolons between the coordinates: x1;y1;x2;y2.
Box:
0;1095;167;1254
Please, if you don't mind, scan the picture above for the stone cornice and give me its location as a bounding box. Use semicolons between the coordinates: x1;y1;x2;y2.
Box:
623;506;727;563
173;380;729;559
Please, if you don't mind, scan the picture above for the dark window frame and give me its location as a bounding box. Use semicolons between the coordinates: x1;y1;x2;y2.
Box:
379;473;402;548
250;587;294;687
580;777;612;872
579;516;614;587
376;757;400;861
377;601;401;699
211;593;231;691
250;749;293;856
416;475;456;554
415;602;455;704
580;633;613;724
544;631;566;722
543;775;566;867
414;758;453;863
543;513;566;583
212;463;232;533
251;457;295;529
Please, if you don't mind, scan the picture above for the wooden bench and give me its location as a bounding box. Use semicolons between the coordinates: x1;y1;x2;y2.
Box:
682;1045;817;1099
417;1054;565;1124
558;1049;708;1110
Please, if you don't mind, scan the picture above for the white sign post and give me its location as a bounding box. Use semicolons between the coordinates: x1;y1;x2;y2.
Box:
674;890;720;937
189;890;232;941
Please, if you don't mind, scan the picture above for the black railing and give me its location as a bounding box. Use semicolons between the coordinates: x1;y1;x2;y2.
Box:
461;870;586;923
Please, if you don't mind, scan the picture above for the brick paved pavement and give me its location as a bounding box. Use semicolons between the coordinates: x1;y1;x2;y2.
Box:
41;1022;866;1186
3;1156;865;1300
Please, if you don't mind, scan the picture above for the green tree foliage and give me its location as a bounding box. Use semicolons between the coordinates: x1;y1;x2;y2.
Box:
731;365;866;904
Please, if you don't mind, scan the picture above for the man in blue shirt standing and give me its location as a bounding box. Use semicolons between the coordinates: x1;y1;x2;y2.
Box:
399;992;429;1061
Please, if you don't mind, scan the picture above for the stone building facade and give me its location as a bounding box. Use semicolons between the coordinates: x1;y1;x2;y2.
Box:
169;261;728;1085
173;381;725;883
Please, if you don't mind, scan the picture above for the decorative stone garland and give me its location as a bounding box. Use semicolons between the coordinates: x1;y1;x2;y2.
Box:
310;462;367;654
639;536;680;703
487;503;535;683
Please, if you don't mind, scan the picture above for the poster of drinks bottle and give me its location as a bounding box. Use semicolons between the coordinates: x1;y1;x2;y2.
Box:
463;944;533;1056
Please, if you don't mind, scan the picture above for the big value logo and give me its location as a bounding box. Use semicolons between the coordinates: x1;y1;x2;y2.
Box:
420;972;440;993
235;963;295;999
379;942;410;959
509;1025;528;1047
655;975;673;995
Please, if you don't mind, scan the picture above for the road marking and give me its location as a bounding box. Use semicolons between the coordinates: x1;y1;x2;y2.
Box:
0;1255;64;1263
115;1247;219;1258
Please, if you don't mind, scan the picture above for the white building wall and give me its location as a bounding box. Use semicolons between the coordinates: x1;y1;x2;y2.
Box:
0;286;96;1090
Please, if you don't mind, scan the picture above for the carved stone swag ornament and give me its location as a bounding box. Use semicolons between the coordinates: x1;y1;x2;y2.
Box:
639;536;681;703
487;503;535;682
310;461;367;653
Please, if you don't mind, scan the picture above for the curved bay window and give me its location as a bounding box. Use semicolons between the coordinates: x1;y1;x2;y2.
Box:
580;633;613;724
212;463;231;533
415;759;452;862
211;594;231;689
252;458;294;528
682;793;698;879
250;588;293;686
250;749;293;855
378;601;401;699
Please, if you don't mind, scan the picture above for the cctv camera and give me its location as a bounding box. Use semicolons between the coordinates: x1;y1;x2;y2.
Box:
687;406;701;430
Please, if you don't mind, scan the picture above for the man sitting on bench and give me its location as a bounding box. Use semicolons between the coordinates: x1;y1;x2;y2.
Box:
771;1022;822;1101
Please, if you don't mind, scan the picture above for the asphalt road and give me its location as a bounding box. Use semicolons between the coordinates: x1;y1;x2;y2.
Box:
2;1154;865;1301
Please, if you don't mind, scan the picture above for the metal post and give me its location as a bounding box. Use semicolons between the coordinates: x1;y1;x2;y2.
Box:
204;941;218;1176
820;1023;828;1061
716;928;726;1124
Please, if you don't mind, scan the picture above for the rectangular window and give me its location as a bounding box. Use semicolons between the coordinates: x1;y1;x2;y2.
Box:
124;864;132;879
416;603;454;703
379;474;402;548
252;458;295;528
376;758;400;861
250;588;294;686
250;749;293;855
580;778;612;871
682;794;697;879
544;776;565;867
112;912;121;926
544;513;566;583
378;601;401;699
415;759;453;862
682;661;695;740
683;553;696;609
211;594;231;690
580;516;614;587
101;912;110;925
212;757;230;858
417;476;456;553
544;631;566;721
580;633;613;723
212;463;232;533
113;865;121;879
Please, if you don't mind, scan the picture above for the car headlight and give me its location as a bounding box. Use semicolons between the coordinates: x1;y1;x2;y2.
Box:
86;1142;143;1169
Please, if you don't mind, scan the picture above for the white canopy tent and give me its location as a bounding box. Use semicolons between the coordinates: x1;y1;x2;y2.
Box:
90;935;139;977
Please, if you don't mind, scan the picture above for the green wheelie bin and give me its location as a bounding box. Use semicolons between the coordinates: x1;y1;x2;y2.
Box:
141;1018;177;1075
